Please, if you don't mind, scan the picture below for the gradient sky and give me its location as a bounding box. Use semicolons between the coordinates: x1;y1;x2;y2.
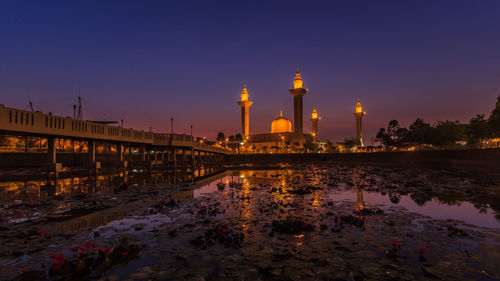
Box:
1;0;499;143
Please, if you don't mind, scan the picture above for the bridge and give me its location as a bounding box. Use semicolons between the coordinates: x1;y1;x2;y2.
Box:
0;104;230;171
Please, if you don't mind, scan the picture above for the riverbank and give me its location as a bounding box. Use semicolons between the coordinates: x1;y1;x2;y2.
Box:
227;148;500;172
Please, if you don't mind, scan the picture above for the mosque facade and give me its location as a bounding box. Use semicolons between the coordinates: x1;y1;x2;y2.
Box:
237;70;319;152
236;70;367;152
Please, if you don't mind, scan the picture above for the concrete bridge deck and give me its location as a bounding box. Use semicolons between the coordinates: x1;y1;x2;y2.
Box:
0;104;230;170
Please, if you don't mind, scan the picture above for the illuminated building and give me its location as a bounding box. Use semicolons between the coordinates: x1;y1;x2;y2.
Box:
289;69;308;134
353;99;366;146
237;84;253;138
310;108;320;142
238;70;318;153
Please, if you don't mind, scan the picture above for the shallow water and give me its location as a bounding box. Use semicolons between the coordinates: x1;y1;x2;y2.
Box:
192;171;500;229
3;164;500;280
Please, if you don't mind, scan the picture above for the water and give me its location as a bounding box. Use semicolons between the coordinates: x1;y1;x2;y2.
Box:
2;167;497;230
189;170;500;229
2;164;500;280
0;166;226;204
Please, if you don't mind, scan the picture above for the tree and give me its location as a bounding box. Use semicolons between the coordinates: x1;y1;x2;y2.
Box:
466;114;489;145
404;118;432;144
430;120;466;147
375;120;408;150
324;141;339;153
304;142;321;153
488;94;500;137
235;134;243;143
216;132;225;142
343;137;358;150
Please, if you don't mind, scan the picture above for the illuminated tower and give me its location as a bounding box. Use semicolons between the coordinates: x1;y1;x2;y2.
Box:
353;99;366;146
310;108;320;142
237;84;253;138
288;69;308;134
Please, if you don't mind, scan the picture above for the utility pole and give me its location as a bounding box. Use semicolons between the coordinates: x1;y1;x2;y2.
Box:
190;124;194;166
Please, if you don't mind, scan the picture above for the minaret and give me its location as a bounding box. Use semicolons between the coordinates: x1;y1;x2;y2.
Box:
237;84;253;138
288;69;308;134
310;108;320;142
353;99;366;146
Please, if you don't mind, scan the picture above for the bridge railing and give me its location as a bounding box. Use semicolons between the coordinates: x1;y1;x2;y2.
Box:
193;142;230;154
1;104;230;154
0;104;153;144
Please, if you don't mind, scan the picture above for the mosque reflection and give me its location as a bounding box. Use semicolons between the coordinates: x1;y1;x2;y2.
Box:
200;169;499;228
1;168;498;236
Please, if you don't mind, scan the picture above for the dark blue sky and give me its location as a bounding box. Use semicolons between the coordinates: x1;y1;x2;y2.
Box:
1;0;499;143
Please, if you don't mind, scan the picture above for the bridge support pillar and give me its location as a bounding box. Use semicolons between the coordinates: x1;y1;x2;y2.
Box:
117;144;123;162
44;137;62;174
172;148;177;169
117;144;126;170
88;140;95;165
87;140;101;173
48;137;56;164
139;145;146;162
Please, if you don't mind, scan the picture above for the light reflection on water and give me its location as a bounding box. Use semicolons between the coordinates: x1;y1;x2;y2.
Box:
192;170;500;229
2;167;499;234
0;166;226;204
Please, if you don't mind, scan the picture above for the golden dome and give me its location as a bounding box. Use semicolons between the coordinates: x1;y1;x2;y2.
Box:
271;110;292;133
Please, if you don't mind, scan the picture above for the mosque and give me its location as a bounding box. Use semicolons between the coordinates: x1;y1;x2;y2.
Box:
237;70;319;152
237;70;367;152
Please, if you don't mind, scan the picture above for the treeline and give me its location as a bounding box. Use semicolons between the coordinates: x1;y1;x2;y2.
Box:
376;95;500;150
215;132;243;150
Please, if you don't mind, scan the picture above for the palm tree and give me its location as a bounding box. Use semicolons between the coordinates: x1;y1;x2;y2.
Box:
216;132;225;142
